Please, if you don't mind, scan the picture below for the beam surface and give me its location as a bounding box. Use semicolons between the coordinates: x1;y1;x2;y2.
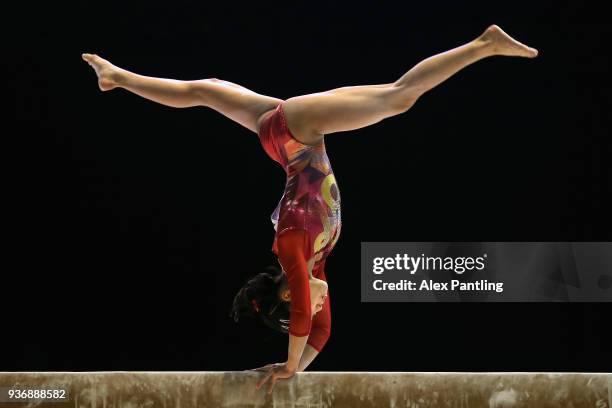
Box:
0;372;610;407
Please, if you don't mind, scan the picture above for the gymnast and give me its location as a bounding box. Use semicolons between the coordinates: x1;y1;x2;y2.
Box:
82;24;538;393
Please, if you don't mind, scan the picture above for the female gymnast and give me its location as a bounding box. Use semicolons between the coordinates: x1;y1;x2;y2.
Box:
83;24;538;393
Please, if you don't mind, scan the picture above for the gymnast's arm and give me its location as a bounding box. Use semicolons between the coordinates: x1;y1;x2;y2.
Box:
298;259;331;371
297;309;330;371
276;230;313;373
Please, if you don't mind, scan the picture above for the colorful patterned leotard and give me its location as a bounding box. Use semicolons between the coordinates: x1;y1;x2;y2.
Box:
258;102;342;262
258;102;341;347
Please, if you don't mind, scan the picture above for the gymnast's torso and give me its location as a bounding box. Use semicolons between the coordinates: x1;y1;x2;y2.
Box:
258;102;342;265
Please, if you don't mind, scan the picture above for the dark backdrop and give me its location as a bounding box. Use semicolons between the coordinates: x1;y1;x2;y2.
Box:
8;0;611;371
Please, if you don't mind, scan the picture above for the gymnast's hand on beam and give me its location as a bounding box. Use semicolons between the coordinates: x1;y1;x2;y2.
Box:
250;362;296;394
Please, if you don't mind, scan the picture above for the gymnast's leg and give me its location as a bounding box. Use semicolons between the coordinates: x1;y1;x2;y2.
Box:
81;54;282;134
281;24;539;145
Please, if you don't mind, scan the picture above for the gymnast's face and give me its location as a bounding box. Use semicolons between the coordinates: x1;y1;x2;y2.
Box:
309;277;328;317
279;277;328;317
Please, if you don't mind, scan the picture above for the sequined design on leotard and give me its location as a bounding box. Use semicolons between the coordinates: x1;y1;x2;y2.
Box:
258;102;342;263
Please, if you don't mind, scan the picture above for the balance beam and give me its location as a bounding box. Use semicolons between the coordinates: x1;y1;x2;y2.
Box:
1;372;610;407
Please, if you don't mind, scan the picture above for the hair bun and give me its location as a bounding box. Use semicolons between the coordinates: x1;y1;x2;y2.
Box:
230;266;289;334
229;286;257;322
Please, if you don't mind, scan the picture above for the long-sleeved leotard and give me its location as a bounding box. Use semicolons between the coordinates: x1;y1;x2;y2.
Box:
276;229;331;351
258;102;341;352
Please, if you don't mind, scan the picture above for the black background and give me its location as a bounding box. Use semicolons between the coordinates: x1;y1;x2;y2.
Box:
8;0;611;371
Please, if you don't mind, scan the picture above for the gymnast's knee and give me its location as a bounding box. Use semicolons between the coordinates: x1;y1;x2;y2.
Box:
387;85;421;114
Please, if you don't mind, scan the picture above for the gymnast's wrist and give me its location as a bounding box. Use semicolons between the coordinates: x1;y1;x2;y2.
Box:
285;358;299;372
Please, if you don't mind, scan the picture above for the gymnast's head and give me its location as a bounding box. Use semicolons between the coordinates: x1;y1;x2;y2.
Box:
230;265;328;333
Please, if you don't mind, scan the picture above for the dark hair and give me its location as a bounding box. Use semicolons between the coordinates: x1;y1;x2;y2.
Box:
230;265;290;334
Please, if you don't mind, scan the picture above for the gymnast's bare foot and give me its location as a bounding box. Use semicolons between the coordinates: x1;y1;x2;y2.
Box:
81;53;123;91
479;25;539;58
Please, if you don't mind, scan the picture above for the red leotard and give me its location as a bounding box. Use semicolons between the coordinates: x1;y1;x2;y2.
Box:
276;230;332;351
258;102;341;351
